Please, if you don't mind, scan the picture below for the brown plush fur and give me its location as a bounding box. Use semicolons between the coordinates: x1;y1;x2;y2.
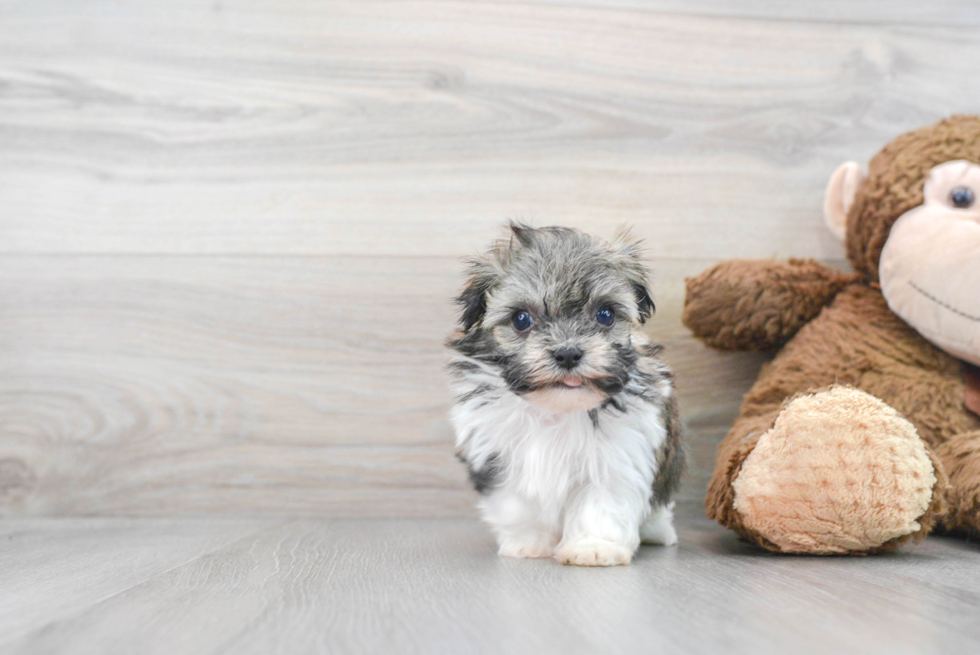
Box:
848;115;980;282
686;116;980;554
683;259;860;351
937;431;980;535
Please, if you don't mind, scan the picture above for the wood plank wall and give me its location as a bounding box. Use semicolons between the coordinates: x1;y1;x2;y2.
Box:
1;0;978;516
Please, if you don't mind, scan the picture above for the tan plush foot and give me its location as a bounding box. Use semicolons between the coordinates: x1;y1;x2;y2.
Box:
732;387;937;554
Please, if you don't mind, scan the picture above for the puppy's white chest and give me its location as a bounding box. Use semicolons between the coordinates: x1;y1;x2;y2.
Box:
454;392;665;509
505;411;599;503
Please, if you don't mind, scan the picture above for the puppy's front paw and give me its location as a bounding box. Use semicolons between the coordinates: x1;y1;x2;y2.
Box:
639;519;678;546
497;532;558;559
640;504;678;546
555;539;632;567
498;542;555;559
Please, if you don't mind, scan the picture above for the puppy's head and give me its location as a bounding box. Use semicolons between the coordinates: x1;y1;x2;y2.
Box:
450;223;655;413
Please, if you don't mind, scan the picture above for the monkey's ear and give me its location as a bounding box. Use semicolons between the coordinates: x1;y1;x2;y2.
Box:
824;161;865;241
456;261;497;333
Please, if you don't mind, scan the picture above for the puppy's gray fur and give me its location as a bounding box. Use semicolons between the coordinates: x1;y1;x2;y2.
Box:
447;223;685;566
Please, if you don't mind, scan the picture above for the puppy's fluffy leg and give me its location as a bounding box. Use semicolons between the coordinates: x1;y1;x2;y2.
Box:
480;490;560;559
556;484;646;567
640;502;678;546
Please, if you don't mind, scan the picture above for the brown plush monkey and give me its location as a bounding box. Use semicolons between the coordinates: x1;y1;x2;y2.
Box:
684;115;980;554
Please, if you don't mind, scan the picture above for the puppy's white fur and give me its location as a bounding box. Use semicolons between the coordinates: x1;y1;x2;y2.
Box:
450;353;675;566
447;224;682;566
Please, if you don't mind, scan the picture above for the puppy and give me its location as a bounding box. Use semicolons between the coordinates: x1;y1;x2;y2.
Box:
446;223;685;566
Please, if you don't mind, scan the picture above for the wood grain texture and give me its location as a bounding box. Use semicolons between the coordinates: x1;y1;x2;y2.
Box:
0;518;274;646
3;1;980;261
2;513;979;654
0;254;770;515
0;0;976;515
486;1;980;25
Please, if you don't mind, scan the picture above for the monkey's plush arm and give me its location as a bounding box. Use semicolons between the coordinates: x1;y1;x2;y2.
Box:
683;259;860;351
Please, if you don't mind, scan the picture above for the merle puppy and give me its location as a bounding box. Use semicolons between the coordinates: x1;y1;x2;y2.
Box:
447;223;684;566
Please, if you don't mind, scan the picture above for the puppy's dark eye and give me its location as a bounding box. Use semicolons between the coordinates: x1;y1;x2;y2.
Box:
512;311;533;332
950;186;975;209
595;307;615;327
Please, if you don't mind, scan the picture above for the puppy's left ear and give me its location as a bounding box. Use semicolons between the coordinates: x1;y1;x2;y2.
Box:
612;227;656;323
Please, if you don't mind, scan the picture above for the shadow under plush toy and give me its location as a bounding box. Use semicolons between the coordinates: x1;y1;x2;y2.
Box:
684;115;980;555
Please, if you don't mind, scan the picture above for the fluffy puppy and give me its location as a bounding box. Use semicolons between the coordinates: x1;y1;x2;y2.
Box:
446;223;685;566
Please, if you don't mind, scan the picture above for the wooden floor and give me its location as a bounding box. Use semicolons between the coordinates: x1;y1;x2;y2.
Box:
2;506;979;655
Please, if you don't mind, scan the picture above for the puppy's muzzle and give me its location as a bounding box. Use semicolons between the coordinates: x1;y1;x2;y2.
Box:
552;347;583;370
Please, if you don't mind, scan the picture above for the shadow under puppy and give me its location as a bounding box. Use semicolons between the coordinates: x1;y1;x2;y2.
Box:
447;223;685;566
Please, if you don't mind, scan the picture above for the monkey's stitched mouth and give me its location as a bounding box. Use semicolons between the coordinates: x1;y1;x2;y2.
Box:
908;281;980;322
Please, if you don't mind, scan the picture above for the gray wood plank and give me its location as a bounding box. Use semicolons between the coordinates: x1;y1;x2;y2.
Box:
489;1;980;26
2;513;979;654
2;2;980;258
1;0;967;517
0;254;770;516
0;518;275;645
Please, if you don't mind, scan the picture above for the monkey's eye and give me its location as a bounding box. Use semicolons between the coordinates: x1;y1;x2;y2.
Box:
512;311;534;332
595;307;615;327
949;186;975;209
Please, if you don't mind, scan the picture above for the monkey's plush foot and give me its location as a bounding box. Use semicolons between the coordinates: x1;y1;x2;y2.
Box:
731;386;938;554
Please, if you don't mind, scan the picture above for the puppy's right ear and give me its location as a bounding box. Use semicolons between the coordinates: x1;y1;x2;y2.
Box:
456;260;497;333
611;226;656;323
508;221;536;248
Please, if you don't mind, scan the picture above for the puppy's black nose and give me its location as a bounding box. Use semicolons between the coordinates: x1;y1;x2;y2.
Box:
553;347;583;370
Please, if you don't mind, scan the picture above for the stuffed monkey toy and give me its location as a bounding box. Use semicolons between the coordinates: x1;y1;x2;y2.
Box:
684;115;980;554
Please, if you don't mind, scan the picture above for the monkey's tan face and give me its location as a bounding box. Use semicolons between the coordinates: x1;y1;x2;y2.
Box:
879;160;980;365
